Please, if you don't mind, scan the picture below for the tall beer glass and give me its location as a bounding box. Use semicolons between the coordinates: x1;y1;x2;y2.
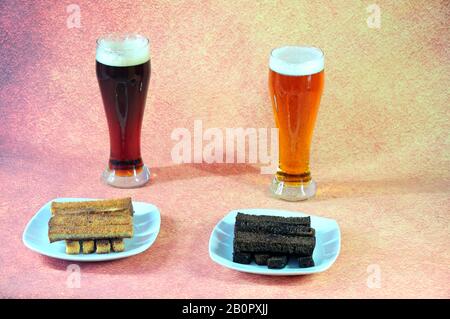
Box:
269;46;324;201
96;34;151;188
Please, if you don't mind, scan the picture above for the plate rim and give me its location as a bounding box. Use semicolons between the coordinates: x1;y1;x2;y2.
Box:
22;197;161;262
208;208;341;276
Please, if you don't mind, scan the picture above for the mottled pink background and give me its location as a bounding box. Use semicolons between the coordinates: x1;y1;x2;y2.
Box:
0;1;449;298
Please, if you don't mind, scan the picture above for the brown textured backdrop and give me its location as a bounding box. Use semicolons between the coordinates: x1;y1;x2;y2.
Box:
0;0;449;298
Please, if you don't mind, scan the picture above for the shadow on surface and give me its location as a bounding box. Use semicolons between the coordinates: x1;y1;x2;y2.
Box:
150;163;261;184
314;176;446;201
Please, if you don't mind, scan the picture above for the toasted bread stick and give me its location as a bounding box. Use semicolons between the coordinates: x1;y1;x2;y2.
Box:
235;219;314;237
298;256;315;268
81;240;95;254
267;255;288;269
65;240;80;254
49;224;133;242
111;239;125;252
49;211;132;226
236;213;310;227
254;254;271;265
95;240;111;254
233;252;252;264
51;197;133;216
234;231;315;256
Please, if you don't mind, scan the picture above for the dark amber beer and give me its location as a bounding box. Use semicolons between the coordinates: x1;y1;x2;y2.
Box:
268;46;324;201
96;34;151;187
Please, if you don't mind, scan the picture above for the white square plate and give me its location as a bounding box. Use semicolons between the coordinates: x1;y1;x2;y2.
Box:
22;198;161;262
209;209;340;275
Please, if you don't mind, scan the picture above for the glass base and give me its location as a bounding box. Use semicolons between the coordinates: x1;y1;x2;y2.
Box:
269;177;316;201
102;165;150;188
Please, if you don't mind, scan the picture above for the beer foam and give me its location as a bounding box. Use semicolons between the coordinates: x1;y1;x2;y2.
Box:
269;46;324;76
96;34;150;67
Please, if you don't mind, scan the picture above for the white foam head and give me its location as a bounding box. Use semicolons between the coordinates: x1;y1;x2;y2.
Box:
96;34;150;67
269;46;324;76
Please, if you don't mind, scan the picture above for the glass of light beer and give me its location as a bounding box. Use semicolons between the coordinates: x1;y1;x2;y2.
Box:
269;46;324;201
96;34;151;188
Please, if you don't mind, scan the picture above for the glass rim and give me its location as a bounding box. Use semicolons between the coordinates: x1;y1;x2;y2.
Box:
96;33;150;52
270;45;324;62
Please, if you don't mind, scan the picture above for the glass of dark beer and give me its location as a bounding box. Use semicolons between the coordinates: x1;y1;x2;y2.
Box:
96;34;151;188
269;46;324;201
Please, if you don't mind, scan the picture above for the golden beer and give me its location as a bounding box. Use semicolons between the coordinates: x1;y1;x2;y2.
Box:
268;46;324;201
